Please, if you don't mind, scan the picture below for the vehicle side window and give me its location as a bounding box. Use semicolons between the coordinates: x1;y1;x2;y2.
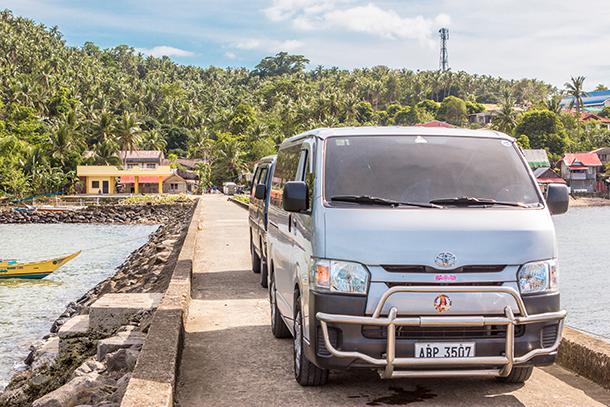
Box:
251;168;261;197
270;145;301;208
297;149;314;211
259;168;268;186
304;153;314;210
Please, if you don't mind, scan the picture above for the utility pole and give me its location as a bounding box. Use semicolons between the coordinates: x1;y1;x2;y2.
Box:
439;28;449;72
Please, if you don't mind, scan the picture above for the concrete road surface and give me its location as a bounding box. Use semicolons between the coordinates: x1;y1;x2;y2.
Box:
175;194;610;407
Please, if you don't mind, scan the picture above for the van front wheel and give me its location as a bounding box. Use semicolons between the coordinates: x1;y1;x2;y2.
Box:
294;300;329;386
497;366;533;383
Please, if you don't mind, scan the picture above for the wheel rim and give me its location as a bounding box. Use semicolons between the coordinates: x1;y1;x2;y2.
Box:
294;309;302;373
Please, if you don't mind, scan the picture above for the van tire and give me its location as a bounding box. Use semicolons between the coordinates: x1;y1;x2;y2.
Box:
497;366;533;383
260;256;268;288
251;239;261;273
270;273;290;338
294;300;329;386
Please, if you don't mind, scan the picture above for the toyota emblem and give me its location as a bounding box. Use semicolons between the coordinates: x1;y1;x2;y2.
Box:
435;252;457;268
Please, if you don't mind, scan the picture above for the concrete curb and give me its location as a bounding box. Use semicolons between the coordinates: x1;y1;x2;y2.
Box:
120;199;202;407
557;326;610;390
228;196;249;209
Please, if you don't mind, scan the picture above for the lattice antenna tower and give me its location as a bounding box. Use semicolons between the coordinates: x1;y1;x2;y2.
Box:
439;28;449;72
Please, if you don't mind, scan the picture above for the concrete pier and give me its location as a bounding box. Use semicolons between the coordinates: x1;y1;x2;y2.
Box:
118;195;610;406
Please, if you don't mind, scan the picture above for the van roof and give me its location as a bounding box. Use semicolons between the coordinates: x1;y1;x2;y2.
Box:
281;126;513;146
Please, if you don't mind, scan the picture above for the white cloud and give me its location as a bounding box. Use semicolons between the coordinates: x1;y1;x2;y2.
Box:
263;1;449;49
264;0;349;22
224;52;236;59
135;46;194;57
274;39;304;52
234;40;261;50
228;38;303;53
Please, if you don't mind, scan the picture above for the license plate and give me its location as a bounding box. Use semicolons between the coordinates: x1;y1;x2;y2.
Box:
415;342;476;358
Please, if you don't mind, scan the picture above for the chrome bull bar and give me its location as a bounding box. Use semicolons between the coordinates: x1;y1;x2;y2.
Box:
316;286;566;379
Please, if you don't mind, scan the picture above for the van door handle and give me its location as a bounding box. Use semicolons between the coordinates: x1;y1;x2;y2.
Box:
288;215;297;233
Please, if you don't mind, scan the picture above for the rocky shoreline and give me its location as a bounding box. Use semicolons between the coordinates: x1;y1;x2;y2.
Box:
0;200;196;407
0;203;186;224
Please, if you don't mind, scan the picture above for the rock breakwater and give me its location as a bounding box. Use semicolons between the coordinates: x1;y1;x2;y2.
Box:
0;200;196;407
0;203;185;224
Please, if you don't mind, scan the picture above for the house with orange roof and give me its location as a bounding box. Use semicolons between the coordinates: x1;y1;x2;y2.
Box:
558;153;604;192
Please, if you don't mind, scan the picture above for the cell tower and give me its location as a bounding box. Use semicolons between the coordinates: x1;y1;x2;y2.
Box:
439;28;449;72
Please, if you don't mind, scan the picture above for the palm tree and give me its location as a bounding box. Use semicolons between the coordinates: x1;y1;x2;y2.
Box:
92;141;122;166
194;161;211;193
491;98;520;135
564;76;590;113
543;96;563;115
113;112;142;168
47;123;82;166
140;128;167;152
212;136;248;183
90;111;115;145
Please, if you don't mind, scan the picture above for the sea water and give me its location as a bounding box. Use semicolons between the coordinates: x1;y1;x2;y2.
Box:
553;205;610;342
0;223;158;391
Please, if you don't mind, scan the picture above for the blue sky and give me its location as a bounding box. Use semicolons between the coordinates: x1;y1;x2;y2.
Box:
4;0;610;90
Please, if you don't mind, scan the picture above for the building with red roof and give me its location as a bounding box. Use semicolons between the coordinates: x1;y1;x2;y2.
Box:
415;120;456;128
559;153;604;192
572;112;610;130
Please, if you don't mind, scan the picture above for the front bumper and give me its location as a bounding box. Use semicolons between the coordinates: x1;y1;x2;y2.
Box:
314;286;566;379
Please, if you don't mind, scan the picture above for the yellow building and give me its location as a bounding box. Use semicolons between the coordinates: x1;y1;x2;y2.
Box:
76;165;172;194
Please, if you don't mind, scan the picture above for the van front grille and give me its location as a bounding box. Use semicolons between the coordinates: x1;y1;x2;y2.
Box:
362;325;525;340
385;282;504;288
382;265;506;273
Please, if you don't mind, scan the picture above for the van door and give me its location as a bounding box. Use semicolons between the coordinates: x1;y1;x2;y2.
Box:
255;166;269;232
290;140;315;338
270;144;303;321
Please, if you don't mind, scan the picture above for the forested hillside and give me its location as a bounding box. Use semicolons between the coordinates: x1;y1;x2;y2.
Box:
0;9;607;197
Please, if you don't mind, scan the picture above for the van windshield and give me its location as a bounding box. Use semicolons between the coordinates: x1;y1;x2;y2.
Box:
324;135;541;207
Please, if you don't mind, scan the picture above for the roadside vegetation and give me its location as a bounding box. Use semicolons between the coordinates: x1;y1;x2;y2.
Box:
1;9;609;197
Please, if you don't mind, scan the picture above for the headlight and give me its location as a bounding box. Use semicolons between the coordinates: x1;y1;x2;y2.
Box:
517;259;558;293
311;259;370;295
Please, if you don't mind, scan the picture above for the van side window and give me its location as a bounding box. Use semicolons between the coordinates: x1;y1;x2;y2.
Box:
270;145;301;208
251;168;262;197
259;168;268;185
301;150;314;210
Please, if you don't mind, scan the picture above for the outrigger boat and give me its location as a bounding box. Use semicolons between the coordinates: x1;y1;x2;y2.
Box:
0;251;81;279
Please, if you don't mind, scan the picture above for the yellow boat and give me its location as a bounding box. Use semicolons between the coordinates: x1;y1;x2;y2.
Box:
0;251;81;279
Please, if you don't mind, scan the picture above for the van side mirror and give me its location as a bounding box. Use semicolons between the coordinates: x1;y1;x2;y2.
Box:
545;184;569;215
254;183;267;200
283;181;308;212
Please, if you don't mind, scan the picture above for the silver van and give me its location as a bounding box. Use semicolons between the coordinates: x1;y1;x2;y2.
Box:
266;127;569;386
249;155;276;287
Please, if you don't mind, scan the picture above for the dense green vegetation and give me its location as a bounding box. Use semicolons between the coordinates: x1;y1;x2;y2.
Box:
1;10;608;197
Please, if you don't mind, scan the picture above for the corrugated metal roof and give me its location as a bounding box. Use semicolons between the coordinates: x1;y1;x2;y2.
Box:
523;150;550;168
561;153;603;167
561;90;610;107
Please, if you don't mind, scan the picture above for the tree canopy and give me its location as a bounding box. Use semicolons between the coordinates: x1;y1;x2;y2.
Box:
0;9;606;194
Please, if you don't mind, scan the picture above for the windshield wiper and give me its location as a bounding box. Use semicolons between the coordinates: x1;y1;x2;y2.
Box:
331;195;443;209
429;196;528;208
